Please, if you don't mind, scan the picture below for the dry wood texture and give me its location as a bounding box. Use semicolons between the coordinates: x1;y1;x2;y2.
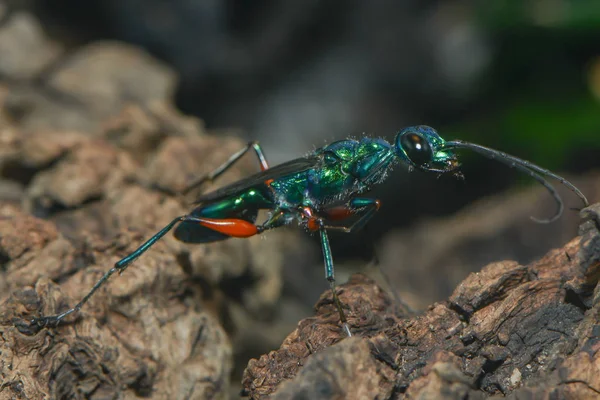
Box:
242;205;600;399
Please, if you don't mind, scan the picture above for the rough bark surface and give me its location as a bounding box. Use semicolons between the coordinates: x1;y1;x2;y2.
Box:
242;204;600;399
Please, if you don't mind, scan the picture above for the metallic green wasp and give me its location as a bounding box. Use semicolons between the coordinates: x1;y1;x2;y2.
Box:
31;126;589;336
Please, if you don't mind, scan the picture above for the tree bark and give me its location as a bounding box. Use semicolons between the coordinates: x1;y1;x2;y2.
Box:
242;204;600;399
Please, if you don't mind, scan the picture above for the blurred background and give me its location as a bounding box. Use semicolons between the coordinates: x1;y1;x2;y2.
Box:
18;0;599;238
4;0;600;393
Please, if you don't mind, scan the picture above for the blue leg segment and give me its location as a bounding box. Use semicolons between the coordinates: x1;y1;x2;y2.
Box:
348;198;376;208
318;222;352;337
116;217;184;270
320;227;335;281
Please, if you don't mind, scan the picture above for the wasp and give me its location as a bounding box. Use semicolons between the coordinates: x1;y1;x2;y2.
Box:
30;126;588;336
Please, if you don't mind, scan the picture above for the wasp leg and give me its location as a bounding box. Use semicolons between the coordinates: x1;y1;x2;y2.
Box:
29;213;266;330
322;198;381;233
182;141;269;195
322;199;413;313
317;219;352;337
30;215;187;329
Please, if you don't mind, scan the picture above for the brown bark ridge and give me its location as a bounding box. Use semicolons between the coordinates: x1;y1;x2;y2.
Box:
242;204;600;399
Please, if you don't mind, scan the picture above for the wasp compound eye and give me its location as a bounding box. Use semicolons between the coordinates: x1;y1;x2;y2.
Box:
400;132;433;167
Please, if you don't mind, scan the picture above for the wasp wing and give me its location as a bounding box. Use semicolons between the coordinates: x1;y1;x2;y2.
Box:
194;155;322;204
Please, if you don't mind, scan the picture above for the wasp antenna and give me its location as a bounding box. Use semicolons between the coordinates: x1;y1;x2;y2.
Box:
444;140;589;223
526;170;563;224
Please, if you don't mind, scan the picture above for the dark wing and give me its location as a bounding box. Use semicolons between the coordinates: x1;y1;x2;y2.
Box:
194;155;322;204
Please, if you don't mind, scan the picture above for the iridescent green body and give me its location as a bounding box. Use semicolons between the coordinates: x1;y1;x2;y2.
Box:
174;139;398;241
174;127;458;242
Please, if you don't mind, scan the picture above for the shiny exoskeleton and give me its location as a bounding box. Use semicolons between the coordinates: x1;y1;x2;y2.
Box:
31;126;589;336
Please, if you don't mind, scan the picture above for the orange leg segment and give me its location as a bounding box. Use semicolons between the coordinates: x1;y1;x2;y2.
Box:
321;206;354;221
195;217;260;238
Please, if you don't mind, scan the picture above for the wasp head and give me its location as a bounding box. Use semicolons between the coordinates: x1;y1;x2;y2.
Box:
395;125;460;175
